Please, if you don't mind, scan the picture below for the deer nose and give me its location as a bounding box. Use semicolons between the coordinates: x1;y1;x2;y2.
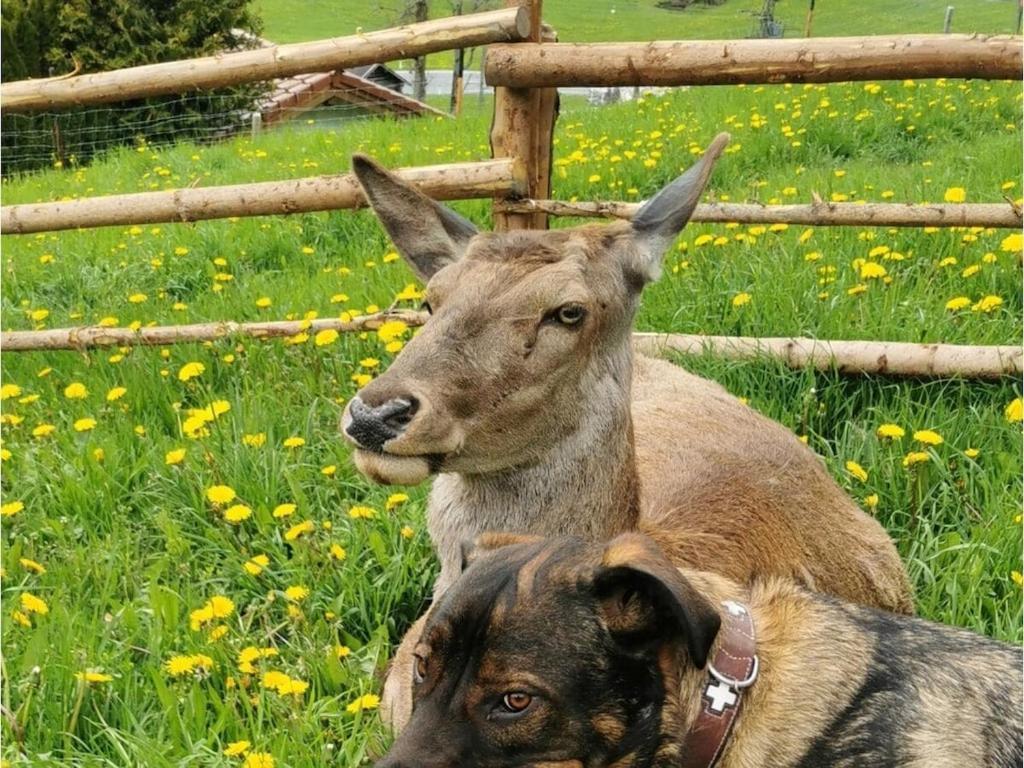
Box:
344;395;419;452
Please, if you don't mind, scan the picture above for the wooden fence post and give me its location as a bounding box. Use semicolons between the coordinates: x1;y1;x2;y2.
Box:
490;0;557;231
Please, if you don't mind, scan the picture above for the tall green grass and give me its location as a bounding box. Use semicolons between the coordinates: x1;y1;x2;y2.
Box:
1;77;1021;766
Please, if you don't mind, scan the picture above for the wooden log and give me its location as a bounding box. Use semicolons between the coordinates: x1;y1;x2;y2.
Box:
1;7;529;113
0;311;429;351
4;315;1019;380
0;159;518;235
484;34;1022;88
490;0;553;231
633;333;1023;380
499;199;1023;229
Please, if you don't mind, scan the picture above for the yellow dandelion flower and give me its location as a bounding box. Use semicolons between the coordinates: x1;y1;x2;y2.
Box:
360;358;380;370
208;625;229;642
243;752;274;768
913;430;943;446
386;493;410;510
2;501;25;517
19;558;45;574
945;296;971;311
224;741;251;757
943;187;966;203
209;596;234;618
242;432;267;447
972;295;1003;313
279;677;309;696
106;386;127;401
224;504;253;523
165;655;197;677
336;645;351;658
73;417;97;432
189;604;214;631
1;448;11;461
321;465;336;476
272;503;296;518
351;373;372;387
206;485;237;505
844;460;868;483
863;494;879;509
330;544;347;561
0;384;22;400
876;424;905;439
902;451;930;467
20;592;49;615
165;448;186;465
283;436;305;448
11;610;32;627
64;382;87;399
348;505;376;520
178;362;205;382
75;671;113;683
314;329;339;346
401;526;414;538
1005;398;1023;423
284;520;315;541
731;292;752;308
999;233;1022;252
964;448;980;459
859;262;887;280
244;554;269;576
346;693;380;713
284;585;309;602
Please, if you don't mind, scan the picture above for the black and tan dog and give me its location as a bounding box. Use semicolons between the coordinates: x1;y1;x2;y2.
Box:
377;533;1023;768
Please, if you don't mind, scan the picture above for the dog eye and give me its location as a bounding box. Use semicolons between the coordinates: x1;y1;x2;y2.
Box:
501;692;533;713
555;303;586;326
413;655;428;684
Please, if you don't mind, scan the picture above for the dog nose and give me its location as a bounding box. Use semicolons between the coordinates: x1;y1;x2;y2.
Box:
345;395;418;452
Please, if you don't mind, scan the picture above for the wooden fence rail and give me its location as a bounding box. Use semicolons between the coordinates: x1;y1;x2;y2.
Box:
0;7;528;113
484;34;1022;88
500;200;1024;229
4;313;1019;379
0;160;519;234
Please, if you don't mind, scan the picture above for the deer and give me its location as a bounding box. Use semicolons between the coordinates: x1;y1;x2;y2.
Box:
341;133;914;729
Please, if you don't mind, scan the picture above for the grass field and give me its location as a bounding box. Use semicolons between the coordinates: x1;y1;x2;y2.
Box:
253;0;1023;46
1;74;1022;766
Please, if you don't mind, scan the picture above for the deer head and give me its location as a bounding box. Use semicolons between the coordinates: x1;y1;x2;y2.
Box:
342;133;729;486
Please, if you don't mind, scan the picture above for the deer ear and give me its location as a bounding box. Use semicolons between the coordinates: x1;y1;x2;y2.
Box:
351;154;478;281
626;132;730;283
594;533;720;668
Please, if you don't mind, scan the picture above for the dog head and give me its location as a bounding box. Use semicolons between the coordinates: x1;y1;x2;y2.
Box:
376;533;721;768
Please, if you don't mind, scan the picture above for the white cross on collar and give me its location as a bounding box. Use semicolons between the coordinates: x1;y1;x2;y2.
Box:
704;679;738;713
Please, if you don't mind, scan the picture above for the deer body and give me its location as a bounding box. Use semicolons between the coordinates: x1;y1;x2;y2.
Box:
342;136;913;729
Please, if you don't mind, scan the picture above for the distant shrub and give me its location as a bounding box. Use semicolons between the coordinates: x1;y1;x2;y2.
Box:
1;0;267;174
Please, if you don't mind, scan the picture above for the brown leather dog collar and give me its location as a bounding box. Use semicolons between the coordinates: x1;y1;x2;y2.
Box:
680;600;759;768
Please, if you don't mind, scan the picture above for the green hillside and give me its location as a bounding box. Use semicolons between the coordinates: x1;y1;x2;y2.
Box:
254;0;1020;46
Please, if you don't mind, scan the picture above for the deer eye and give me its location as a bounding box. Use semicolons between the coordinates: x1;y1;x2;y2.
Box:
420;301;433;315
413;654;428;684
501;691;533;713
555;303;586;326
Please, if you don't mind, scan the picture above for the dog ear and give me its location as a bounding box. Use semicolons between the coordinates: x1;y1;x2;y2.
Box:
351;154;478;281
461;532;546;572
594;533;720;668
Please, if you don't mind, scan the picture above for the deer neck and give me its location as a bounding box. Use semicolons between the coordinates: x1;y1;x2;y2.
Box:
429;347;640;592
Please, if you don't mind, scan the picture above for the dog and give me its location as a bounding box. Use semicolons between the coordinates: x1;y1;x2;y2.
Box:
376;533;1022;768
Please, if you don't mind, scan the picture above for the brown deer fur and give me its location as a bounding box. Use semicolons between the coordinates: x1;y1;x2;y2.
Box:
341;135;914;729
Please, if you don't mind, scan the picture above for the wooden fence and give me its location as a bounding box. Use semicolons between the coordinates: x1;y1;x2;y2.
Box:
2;0;1021;377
